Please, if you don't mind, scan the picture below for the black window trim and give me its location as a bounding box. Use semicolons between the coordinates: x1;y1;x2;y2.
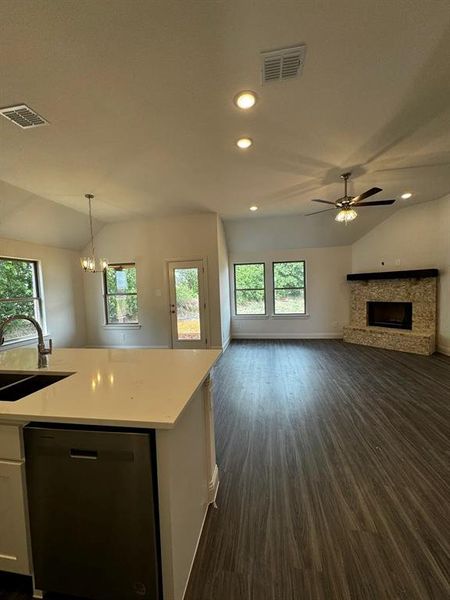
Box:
0;256;45;342
233;262;267;316
272;260;306;315
103;262;139;325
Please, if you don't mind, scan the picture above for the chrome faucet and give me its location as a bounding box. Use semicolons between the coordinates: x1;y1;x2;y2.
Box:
0;315;52;368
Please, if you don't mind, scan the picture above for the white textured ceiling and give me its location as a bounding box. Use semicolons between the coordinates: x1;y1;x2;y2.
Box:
1;0;450;248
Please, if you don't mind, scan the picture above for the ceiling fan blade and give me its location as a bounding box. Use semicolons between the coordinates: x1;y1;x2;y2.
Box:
311;199;336;205
351;187;382;204
305;207;337;216
356;199;396;206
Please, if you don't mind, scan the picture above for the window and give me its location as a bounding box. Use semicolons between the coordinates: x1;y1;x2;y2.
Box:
0;257;44;342
273;261;306;314
104;263;139;324
234;263;266;315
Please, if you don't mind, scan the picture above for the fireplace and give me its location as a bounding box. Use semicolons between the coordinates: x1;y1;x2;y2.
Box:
344;270;437;355
367;301;412;330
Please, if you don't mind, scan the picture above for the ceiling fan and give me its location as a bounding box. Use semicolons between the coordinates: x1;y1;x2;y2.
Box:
306;172;396;223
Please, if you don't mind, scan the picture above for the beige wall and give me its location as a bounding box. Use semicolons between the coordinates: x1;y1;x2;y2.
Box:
229;246;351;339
351;195;450;354
0;237;87;347
217;218;231;347
83;213;223;348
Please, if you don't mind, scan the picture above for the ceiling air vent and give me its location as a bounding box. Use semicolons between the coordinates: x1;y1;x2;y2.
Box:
0;104;48;129
261;44;306;84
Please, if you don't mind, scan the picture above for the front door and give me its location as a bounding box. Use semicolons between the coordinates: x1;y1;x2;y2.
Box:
168;260;208;349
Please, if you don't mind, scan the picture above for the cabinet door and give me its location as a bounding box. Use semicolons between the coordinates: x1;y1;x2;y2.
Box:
0;460;30;575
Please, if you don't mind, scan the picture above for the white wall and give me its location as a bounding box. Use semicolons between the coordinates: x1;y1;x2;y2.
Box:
351;195;450;354
217;218;231;347
228;246;351;339
224;209;396;252
0;237;87;347
83;213;224;348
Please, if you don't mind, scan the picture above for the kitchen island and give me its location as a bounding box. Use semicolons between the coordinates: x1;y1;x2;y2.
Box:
0;347;221;600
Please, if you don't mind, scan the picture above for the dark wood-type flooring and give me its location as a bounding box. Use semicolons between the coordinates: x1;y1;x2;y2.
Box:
186;340;450;600
2;340;449;599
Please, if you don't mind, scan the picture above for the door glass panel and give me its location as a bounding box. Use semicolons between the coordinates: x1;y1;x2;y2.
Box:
174;268;201;341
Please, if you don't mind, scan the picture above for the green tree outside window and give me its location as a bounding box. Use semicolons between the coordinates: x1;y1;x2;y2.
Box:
104;263;139;324
0;258;43;341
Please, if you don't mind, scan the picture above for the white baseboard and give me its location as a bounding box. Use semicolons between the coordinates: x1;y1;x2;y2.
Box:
222;336;231;351
231;333;343;340
208;464;220;504
211;337;230;352
437;344;450;356
84;344;170;349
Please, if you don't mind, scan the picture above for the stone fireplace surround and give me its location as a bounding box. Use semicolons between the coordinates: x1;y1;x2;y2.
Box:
343;269;438;355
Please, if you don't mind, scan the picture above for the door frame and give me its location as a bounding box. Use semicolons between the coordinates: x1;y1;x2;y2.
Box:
167;258;210;349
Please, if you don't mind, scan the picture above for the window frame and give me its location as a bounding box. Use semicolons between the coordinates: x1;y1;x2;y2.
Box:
272;260;306;316
0;256;46;343
233;262;267;316
103;262;139;326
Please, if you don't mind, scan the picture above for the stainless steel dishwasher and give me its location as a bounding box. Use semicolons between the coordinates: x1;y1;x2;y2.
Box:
24;424;161;600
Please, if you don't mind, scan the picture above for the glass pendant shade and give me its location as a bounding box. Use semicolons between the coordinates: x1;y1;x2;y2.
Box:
80;256;107;272
80;256;96;272
335;208;357;223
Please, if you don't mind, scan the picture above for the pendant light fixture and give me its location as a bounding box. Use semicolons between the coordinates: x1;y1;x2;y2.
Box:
80;194;108;272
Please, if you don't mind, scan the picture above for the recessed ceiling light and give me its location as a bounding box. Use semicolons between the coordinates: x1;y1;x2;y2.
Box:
237;137;253;149
234;91;257;110
401;192;412;199
249;205;258;211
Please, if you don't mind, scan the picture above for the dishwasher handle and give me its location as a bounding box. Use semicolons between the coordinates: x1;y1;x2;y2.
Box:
70;448;98;460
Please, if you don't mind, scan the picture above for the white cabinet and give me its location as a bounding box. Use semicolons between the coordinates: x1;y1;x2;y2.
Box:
0;460;30;575
0;422;31;576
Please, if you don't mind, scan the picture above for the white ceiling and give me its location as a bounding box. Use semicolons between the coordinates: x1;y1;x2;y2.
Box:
1;0;450;248
0;180;102;250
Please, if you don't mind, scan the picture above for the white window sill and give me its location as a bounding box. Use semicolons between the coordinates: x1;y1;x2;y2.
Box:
233;315;270;320
233;314;310;320
102;324;141;330
0;334;51;351
271;313;310;319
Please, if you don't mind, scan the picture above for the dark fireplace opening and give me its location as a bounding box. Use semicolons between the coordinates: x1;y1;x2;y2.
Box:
367;301;413;330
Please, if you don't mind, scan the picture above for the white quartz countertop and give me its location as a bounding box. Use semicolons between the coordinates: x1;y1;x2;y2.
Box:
0;347;221;428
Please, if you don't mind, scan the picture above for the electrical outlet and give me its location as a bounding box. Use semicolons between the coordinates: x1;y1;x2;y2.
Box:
395;258;401;266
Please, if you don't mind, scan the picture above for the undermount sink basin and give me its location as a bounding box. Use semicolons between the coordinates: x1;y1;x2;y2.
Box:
0;373;70;402
0;373;32;387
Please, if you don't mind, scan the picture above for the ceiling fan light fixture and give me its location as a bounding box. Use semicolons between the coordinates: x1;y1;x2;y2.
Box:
335;208;357;223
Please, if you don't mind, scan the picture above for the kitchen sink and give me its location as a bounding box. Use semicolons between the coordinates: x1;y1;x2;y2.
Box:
0;373;71;401
0;373;33;387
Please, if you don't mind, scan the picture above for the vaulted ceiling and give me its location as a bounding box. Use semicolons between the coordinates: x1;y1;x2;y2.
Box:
1;0;449;249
